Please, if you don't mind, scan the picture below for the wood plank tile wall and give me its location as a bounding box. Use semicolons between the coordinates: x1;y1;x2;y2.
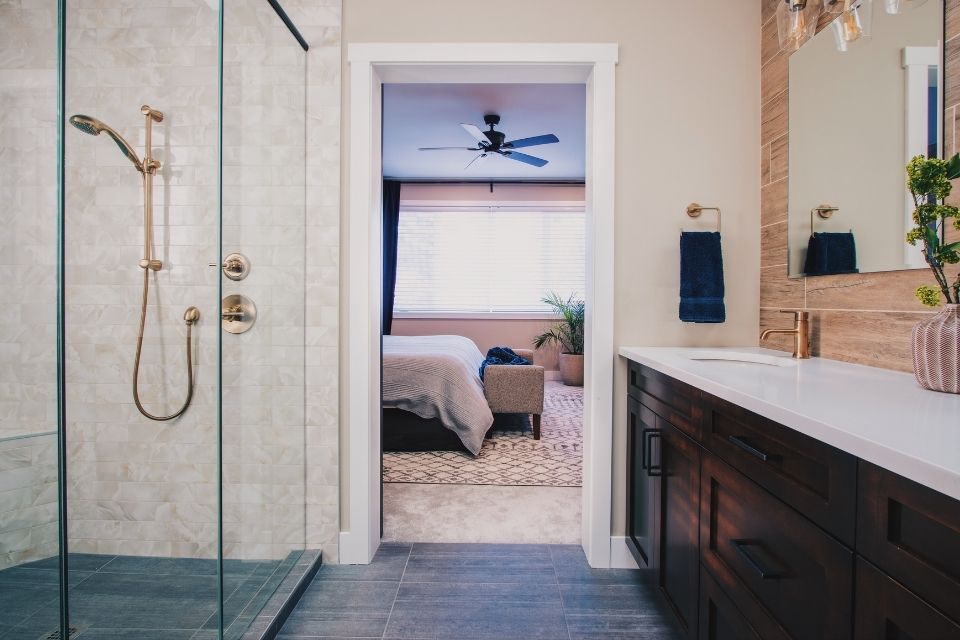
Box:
759;0;960;372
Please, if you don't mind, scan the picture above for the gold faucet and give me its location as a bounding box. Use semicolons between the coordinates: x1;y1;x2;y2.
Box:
760;310;811;359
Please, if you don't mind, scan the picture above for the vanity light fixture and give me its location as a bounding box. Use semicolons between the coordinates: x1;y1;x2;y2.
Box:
830;0;874;51
883;0;928;14
777;0;822;50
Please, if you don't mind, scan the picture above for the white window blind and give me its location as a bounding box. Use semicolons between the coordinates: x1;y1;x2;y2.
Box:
394;205;585;314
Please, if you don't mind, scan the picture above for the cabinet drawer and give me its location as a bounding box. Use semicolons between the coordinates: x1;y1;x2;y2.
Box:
854;557;960;639
701;453;853;640
702;395;857;546
857;461;960;624
634;364;703;441
699;565;789;640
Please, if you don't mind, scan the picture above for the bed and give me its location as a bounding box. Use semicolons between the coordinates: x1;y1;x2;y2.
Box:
382;335;494;455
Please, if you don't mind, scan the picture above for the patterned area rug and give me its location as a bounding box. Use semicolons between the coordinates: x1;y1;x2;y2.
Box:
382;381;583;487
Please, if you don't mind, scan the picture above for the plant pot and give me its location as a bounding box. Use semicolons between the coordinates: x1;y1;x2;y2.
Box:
559;353;584;387
912;304;960;394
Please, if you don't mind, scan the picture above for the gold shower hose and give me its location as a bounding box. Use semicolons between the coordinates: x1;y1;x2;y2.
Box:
132;269;200;421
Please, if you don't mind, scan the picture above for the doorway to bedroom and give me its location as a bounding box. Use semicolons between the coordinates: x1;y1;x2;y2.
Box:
379;83;587;544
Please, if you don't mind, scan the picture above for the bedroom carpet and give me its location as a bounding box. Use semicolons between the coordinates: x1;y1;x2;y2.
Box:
382;381;583;487
382;483;581;544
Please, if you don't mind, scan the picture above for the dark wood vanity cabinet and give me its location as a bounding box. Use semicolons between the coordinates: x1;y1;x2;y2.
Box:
624;361;960;640
626;377;701;639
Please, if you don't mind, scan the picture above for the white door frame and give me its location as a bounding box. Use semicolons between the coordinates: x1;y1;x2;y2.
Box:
342;43;618;567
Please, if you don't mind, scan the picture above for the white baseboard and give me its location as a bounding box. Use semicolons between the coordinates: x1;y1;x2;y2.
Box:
609;536;640;569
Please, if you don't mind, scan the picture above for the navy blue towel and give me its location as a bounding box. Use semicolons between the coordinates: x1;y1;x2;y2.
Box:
803;232;858;276
679;231;725;323
479;346;531;380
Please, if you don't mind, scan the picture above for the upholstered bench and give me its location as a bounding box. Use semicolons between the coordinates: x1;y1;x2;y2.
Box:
482;348;545;439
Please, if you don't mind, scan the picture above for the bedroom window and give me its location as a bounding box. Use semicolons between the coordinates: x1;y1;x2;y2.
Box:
394;205;585;315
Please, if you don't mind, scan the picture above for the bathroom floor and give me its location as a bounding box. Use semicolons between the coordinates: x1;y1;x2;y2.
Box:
0;552;300;640
279;543;683;640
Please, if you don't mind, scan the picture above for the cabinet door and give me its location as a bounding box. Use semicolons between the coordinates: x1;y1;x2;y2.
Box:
857;461;960;624
854;557;960;640
659;420;701;640
700;453;853;640
626;396;660;570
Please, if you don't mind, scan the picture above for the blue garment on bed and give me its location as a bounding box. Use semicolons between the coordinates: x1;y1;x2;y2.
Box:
679;231;726;323
479;346;531;380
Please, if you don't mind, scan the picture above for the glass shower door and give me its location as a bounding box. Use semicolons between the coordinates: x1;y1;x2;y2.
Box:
0;1;64;637
218;4;308;637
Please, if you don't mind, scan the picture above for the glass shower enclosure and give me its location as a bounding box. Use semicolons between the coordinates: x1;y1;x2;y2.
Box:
0;1;310;638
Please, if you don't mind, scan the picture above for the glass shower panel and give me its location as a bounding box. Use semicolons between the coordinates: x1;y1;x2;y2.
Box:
61;0;221;636
219;3;307;635
0;0;63;637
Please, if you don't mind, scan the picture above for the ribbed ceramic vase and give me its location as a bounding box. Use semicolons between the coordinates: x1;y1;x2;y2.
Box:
912;304;960;394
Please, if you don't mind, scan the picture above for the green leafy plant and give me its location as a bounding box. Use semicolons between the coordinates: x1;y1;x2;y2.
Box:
533;292;585;355
905;154;960;306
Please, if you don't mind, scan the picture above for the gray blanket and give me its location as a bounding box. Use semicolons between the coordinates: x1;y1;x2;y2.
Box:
382;335;493;455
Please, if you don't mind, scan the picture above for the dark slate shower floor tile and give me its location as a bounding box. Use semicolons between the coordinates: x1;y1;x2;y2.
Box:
0;552;304;640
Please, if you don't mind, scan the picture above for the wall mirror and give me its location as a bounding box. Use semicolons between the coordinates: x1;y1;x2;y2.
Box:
787;0;944;278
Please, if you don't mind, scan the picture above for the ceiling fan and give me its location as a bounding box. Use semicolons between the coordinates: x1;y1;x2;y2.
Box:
418;114;559;169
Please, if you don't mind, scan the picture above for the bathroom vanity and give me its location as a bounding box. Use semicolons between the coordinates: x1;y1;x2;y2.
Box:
619;347;960;640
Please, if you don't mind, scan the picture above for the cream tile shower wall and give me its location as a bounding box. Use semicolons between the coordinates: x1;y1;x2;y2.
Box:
0;0;60;568
220;0;307;560
59;0;342;562
63;0;222;558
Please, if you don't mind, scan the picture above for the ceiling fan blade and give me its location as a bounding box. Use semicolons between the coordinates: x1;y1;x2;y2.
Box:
418;146;481;151
500;150;548;167
464;153;486;170
460;123;488;145
504;134;560;149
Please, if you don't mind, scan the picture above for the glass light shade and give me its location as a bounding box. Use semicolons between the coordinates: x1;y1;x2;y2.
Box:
777;0;823;50
834;0;873;48
884;0;928;13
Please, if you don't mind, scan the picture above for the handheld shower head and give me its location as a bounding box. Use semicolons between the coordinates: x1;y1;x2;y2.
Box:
69;114;144;173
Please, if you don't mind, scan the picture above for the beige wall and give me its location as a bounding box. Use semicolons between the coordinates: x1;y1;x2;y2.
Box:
341;0;761;539
391;318;562;371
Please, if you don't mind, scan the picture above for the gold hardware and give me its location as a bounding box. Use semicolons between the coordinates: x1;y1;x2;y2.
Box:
72;104;197;422
209;253;251;281
685;203;722;233
760;310;811;359
810;204;839;236
221;294;257;334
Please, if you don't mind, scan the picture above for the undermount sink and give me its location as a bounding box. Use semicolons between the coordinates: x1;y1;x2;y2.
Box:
685;350;798;368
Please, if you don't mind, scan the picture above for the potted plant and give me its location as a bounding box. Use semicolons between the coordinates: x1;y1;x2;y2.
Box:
905;154;960;394
533;292;585;386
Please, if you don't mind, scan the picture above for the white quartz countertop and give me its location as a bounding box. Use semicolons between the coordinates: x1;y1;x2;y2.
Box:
618;346;960;501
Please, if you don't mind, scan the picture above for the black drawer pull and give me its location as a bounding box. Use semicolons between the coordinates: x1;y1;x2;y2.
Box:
643;429;662;477
728;435;781;463
731;539;783;580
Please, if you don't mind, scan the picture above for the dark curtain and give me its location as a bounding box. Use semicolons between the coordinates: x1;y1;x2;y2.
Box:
382;180;402;335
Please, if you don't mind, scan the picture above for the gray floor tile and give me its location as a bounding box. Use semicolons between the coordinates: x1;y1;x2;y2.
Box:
280;609;393;639
560;582;665;614
401;554;555;584
410;543;551;557
386;581;567;639
566;613;684;640
550;546;646;586
293;579;400;613
311;548;408;583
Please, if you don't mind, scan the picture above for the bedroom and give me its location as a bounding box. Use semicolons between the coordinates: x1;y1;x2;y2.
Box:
379;82;588;544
